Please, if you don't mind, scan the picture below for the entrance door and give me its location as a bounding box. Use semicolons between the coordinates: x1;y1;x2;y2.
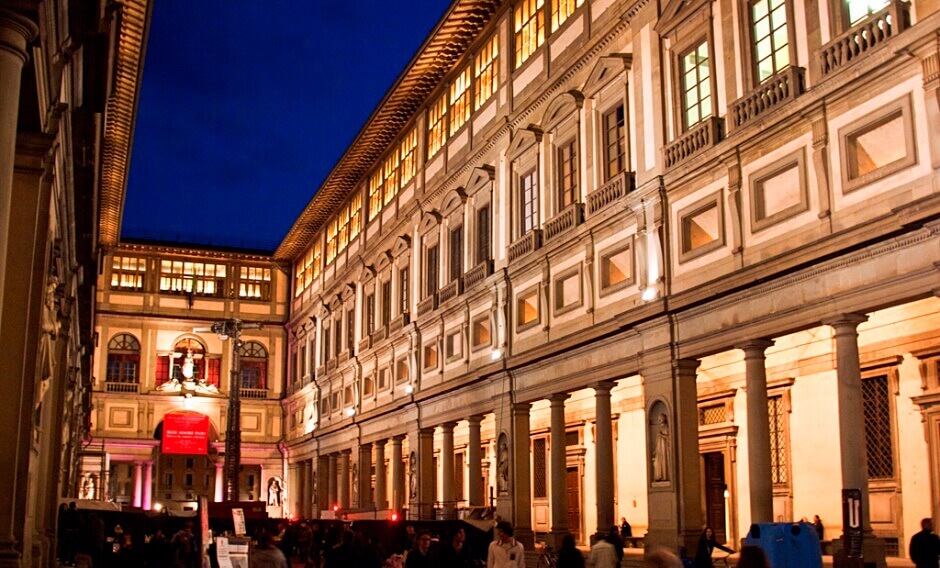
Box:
566;466;581;543
703;452;727;543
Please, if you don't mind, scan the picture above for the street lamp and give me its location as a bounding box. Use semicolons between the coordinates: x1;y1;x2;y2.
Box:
195;318;262;502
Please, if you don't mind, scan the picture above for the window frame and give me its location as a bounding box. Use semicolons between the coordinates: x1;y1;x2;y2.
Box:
601;103;627;182
470;313;493;351
519;167;540;238
556;137;579;212
474;35;499;111
445;329;464;362
422;341;440;372
514;0;546;69
110;255;147;291
449;224;464;282
553;266;583;316
678;193;725;263
673;36;716;134
741;0;796;89
598;241;635;296
838;95;917;194
749;149;808;232
515;285;541;332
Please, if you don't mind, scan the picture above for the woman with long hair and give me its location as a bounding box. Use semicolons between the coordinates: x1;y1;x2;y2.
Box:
693;527;734;568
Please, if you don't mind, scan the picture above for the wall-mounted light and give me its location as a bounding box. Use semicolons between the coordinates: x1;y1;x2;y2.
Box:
153;502;163;512
491;348;502;361
404;384;414;395
345;407;356;418
642;287;657;301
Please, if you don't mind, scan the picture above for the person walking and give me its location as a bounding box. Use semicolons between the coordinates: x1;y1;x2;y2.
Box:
557;533;584;568
487;521;525;568
909;518;940;568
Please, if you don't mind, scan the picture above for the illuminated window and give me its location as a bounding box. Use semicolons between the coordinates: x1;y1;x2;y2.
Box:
846;0;888;26
294;242;321;297
842;97;915;192
106;334;140;383
369;169;384;221
553;269;581;313
520;168;539;236
400;127;418;186
863;375;895;479
603;105;626;181
111;256;146;290
680;199;724;259
475;204;491;265
449;225;464;282
680;40;712;130
517;289;539;329
239;266;271;300
346;309;355;352
556;139;578;210
514;0;545;68
396;358;409;383
751;0;790;83
423;343;439;371
600;245;633;292
159;261;226;297
450;66;472;135
238;341;268;390
446;330;462;360
399;266;410;314
428;94;448;159
474;36;499;110
552;0;584;31
471;315;491;349
383;152;400;206
768;394;789;484
326;194;362;264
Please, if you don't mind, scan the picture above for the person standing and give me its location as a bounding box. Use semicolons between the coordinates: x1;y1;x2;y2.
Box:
693;527;734;568
812;515;824;542
404;530;435;568
909;518;940;568
487;521;525;568
620;517;633;538
438;527;474;568
557;533;584;568
587;530;618;568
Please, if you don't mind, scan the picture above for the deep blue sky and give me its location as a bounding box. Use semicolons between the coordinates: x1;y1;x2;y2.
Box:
124;1;453;251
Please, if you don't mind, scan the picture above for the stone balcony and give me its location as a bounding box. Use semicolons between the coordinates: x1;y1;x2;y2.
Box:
587;171;634;217
104;382;139;393
417;294;438;317
241;387;268;400
664;116;724;169
729;66;806;130
544;203;584;243
438;278;463;303
464;260;493;289
820;0;911;75
389;312;410;333
508;229;542;263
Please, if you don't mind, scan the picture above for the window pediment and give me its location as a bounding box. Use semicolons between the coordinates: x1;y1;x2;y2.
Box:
465;165;495;195
655;0;712;39
375;250;393;271
418;210;442;236
584;54;633;96
542;90;585;131
357;264;376;283
328;294;344;312
341;283;356;301
392;235;411;258
508;126;543;160
441;188;468;217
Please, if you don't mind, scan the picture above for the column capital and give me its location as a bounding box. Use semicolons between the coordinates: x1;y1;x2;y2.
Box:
512;401;532;415
441;421;457;432
392;434;406;443
359;441;373;450
340;448;352;456
737;339;775;355
0;10;38;64
824;313;868;332
374;438;387;448
592;381;615;395
549;393;570;404
467;414;485;426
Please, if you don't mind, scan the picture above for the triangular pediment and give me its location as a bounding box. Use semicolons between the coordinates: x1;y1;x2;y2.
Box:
465;165;495;195
392;235;411;258
375;250;393;271
584;54;633;96
418;210;442;235
328;294;344;312
357;264;376;283
508;126;543;159
341;283;356;301
542;90;585;130
654;0;711;38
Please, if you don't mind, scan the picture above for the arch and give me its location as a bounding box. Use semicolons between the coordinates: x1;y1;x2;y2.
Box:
106;333;141;384
238;340;268;390
107;333;140;352
541;90;585;131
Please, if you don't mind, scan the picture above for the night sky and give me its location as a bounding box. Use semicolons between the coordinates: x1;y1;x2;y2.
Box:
124;1;453;251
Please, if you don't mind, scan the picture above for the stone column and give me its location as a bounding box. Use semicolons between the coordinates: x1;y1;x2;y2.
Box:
594;383;616;536
317;456;329;514
215;462;224;502
374;440;387;510
467;416;484;507
297;463;307;517
359;443;373;509
418;428;435;520
390;435;405;511
304;460;315;518
739;339;775;524
675;359;705;552
133;462;143;508
441;423;456;518
327;454;338;509
549;394;569;542
512;403;534;546
339;450;351;509
143;461;154;511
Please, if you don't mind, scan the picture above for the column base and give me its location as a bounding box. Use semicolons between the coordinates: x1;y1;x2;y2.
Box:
513;527;535;549
544;529;570;549
831;534;887;568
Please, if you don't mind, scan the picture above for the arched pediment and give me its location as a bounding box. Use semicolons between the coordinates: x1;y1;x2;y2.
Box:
541;90;585;130
375;250;393;271
418;210;442;235
441;187;468;216
584;54;633;96
341;283;356;301
392;235;411;258
508;125;543;159
328;294;344;312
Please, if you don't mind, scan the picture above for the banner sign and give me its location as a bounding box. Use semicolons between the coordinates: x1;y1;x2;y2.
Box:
162;413;210;455
842;488;863;559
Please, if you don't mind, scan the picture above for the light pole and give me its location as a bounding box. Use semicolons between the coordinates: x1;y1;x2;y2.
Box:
197;318;262;502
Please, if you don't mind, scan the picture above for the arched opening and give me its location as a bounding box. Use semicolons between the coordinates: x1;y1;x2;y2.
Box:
238;341;268;391
106;333;140;385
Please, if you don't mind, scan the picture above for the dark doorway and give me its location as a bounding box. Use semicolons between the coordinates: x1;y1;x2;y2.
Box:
566;466;581;543
703;452;727;543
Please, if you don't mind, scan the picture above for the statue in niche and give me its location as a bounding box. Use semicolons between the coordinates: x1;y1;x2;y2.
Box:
80;473;98;500
497;436;510;495
408;452;418;502
351;462;359;506
652;413;670;482
267;477;283;506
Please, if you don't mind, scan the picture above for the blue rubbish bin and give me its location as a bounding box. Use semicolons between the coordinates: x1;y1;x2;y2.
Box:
743;522;823;568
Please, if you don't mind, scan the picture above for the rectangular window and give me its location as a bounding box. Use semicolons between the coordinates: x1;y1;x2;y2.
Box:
449;226;464;281
323;325;331;362
399;266;410;314
600;245;633;293
514;0;545;68
474;35;499;110
326;194;361;264
841;97;916;192
768;394;789;484
450;65;472;135
400;127;418;187
446;330;463;360
520;169;539;236
381;279;392;327
517;289;539;329
369;169;384;221
295;243;321;297
554;270;581;313
455;451;465;501
111;256;146;290
557;139;578;210
471;316;492;349
383;152;400;207
476;205;491;265
331;392;340;412
165;473;174;489
184;473;194;488
396;358;409;383
428;94;448;159
680;199;723;258
159;261;226;297
751;0;790;83
423;343;439;371
552;0;584;31
751;153;807;230
862;375;894;479
603;105;626;181
365;293;376;335
533;437;547;498
320;394;329;416
425;244;439;298
680;40;712;130
378;368;388;390
334;316;343;357
363;374;374;397
344;386;353;405
238;266;271;300
346;309;355;352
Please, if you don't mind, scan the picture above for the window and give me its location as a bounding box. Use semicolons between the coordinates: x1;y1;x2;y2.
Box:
554;269;581;313
396;358;409;383
363;374;374;397
238;341;268;390
381;153;400;209
165;473;173;488
400;127;418;187
423;343;439;371
334;315;343;357
446;330;463;360
517;289;539;329
344;385;353;405
602;105;626;181
862;374;894;479
185;473;194;488
346;309;355;352
450;66;472;135
449;226;464;281
533;437;547;498
381;280;392;327
331;391;340;412
768;394;789;484
320;393;329;416
364;293;376;335
680;198;723;259
841;96;916;192
159;261;226;297
520;169;539;236
750;0;790;83
399;267;410;314
369;169;384;221
323;325;332;362
557;139;578;210
476;205;491;265
474;36;499;110
295;243;321;297
846;0;888;26
428;94;448;159
425;244;439;298
378;368;389;390
552;0;584;31
751;152;807;230
239;266;271;300
455;451;465;501
471;316;492;349
185;458;194;468
326;193;362;264
111;256;146;290
680;40;712;130
600;245;633;293
106;334;140;383
514;0;545;68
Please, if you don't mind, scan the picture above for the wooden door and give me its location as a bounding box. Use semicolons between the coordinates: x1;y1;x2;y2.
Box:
703;452;727;543
566;466;581;543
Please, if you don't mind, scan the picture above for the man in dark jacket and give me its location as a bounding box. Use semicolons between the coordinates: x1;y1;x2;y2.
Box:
404;529;436;568
910;518;940;568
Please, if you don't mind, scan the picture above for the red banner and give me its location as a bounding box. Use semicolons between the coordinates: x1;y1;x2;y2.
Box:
163;413;210;455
